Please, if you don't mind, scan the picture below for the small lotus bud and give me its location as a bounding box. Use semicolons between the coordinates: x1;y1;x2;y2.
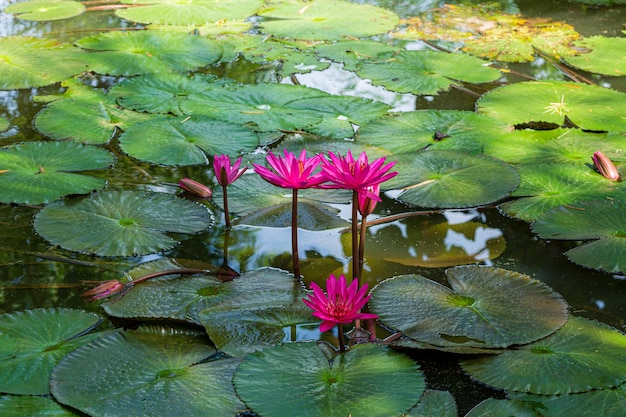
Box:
592;151;621;182
82;279;124;301
179;178;213;198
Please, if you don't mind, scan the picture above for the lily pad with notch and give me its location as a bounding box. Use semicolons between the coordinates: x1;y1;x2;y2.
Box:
460;316;626;395
233;342;425;417
0;141;113;205
50;325;244;417
532;199;626;274
564;36;626;76
370;266;569;348
314;40;401;72
34;190;211;257
404;390;458;417
385;150;520;209
5;0;85;21
0;308;105;395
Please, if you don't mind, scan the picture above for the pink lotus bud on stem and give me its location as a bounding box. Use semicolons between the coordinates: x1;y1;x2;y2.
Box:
179;178;213;198
592;151;621;182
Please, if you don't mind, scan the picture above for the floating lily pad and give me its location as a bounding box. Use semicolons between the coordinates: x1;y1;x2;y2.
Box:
109;73;230;116
464;397;545;417
75;31;223;76
258;0;400;41
405;390;458;417
0;37;87;89
370;266;568;348
356;50;501;96
0;116;8;132
460;316;626;394
0;141;113;205
5;0;85;21
532;200;626;274
314;40;401;71
50;325;244;417
34;191;211;256
477;81;626;132
0;308;104;395
565;36;626;76
357;110;513;155
498;164;619;221
237;200;349;230
0;395;82;416
385;151;519;209
118;114;260;166
116;0;263;25
234;342;424;417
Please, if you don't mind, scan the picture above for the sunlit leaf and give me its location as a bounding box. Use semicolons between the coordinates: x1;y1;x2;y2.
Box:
0;116;8;132
34;191;211;256
50;325;244;417
314;40;400;71
0;141;113;205
460;316;626;394
234;342;425;417
0;308;104;395
5;0;85;21
564;36;626;76
370;266;568;348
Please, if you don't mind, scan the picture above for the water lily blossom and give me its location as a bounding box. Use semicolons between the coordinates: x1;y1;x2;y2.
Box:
357;184;380;218
252;149;326;189
303;274;378;333
213;154;247;227
592;151;621;182
179;178;212;198
82;279;124;301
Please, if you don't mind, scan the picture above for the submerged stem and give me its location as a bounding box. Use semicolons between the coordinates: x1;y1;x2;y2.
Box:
222;184;230;228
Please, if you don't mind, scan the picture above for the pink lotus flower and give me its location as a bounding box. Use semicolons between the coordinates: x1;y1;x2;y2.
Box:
82;279;124;301
303;274;378;333
213;154;247;187
253;149;326;189
319;151;397;200
592;151;621;182
358;184;380;217
179;178;212;198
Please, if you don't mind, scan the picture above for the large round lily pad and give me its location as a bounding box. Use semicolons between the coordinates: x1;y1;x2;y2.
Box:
0;308;104;395
34;191;211;256
5;0;85;21
460;316;626;394
532;200;626;274
0;141;113;205
257;0;400;41
477;81;626;132
564;36;626;76
50;326;244;417
370;266;568;348
385;151;519;209
234;342;425;417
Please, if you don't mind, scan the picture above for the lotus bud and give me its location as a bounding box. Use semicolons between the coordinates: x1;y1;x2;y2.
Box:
82;279;124;301
179;177;213;198
592;151;621;182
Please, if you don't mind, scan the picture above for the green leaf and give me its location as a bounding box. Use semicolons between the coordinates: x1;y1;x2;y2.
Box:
356;51;501;95
34;191;211;256
0;37;87;89
386;151;519;209
234;342;425;417
50;325;244;417
460;316;626;394
0;141;113;205
565;36;626;76
405;390;458;417
0;394;83;416
370;266;568;348
258;0;400;41
477;81;626;132
118;114;259;166
0;308;104;395
314;40;401;71
5;0;85;21
0;116;8;132
238;200;349;230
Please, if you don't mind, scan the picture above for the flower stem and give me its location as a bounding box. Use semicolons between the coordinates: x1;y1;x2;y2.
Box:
337;323;346;352
292;189;301;279
358;214;367;279
222;184;231;228
351;190;359;283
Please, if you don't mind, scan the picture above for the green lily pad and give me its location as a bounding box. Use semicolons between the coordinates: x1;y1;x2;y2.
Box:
498;164;620;221
356;50;501;96
258;0;400;41
34;191;211;257
75;31;223;76
109;73;231;116
0;308;104;395
234;342;425;417
0;37;87;89
357;110;513;155
405;390;457;417
532;200;626;274
564;36;626;76
116;0;263;25
118;114;259;166
0;141;113;205
386;151;519;209
237;200;349;230
0;395;82;416
370;266;568;348
460;316;626;394
35;88;151;144
5;0;85;21
314;40;401;71
477;81;626;132
50;325;244;417
0;116;8;132
464;397;545;417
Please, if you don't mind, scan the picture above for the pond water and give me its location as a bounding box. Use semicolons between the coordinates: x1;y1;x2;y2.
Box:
0;0;625;416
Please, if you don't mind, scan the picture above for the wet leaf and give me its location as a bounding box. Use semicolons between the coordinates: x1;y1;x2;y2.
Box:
5;0;85;21
564;36;626;76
